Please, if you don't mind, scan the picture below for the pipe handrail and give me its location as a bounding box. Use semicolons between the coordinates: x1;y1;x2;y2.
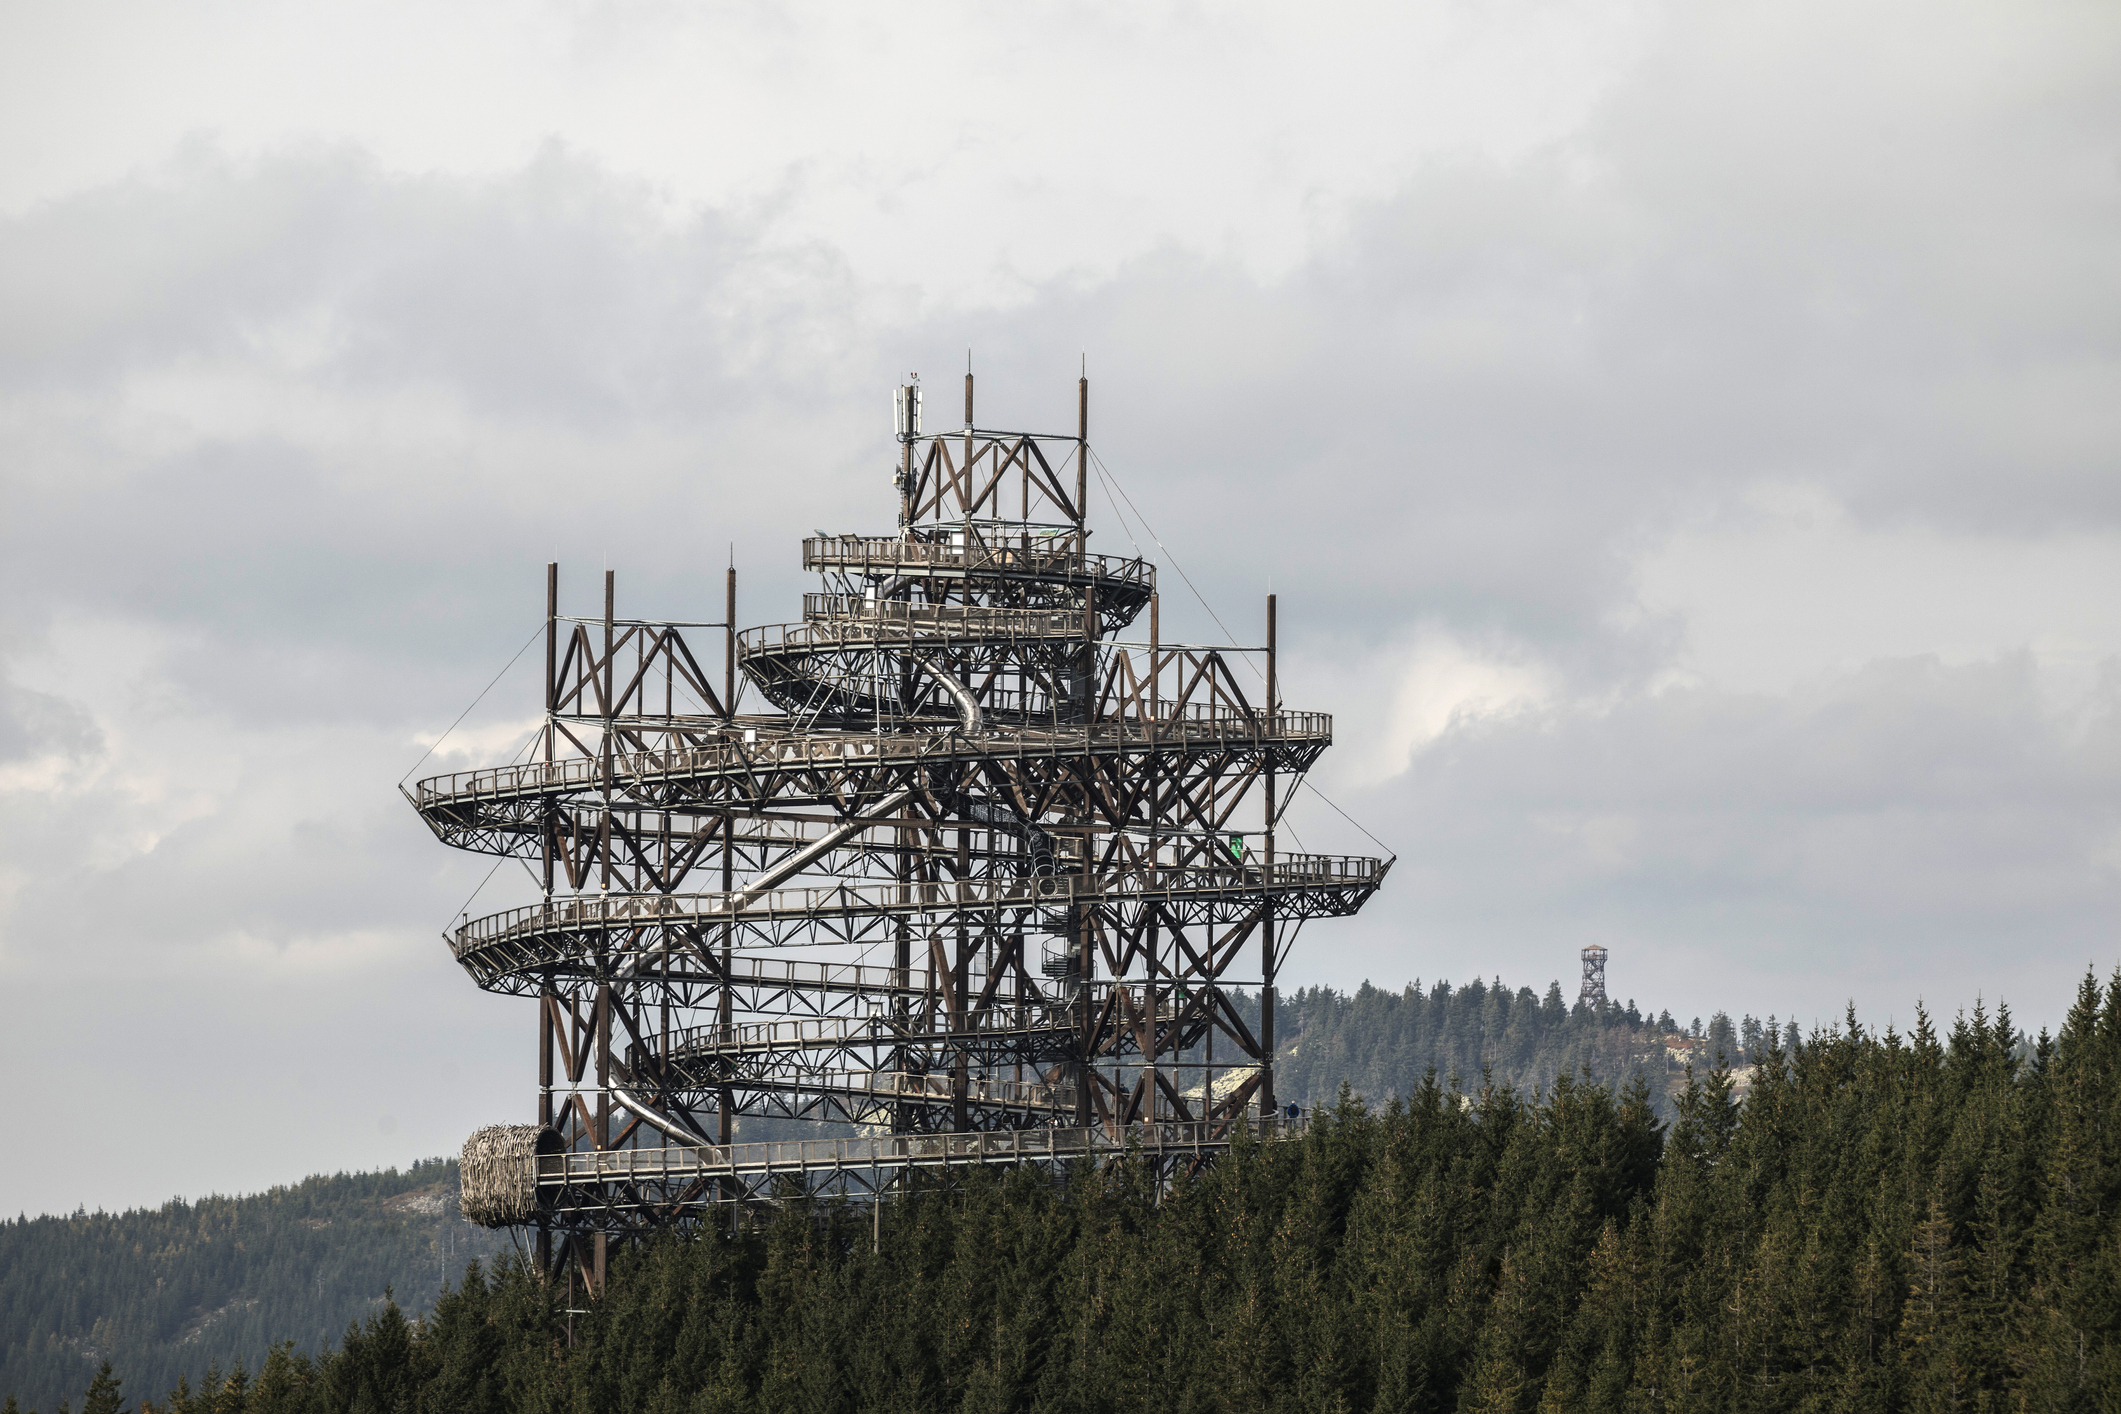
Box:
415;712;1332;809
450;853;1388;955
537;1116;1307;1188
802;536;1155;589
646;1005;1069;1061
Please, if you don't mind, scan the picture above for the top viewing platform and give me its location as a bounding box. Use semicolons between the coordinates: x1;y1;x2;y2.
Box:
804;527;1154;596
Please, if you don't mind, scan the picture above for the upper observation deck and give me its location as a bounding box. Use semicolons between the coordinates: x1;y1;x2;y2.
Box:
804;528;1153;619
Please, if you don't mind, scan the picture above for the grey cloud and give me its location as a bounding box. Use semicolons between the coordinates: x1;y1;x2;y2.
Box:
0;145;883;730
1;0;2116;1214
0;675;100;764
1324;652;2121;1017
8;1;2113;685
0;142;858;419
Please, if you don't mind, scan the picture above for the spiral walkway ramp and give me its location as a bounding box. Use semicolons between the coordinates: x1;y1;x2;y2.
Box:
417;374;1388;1282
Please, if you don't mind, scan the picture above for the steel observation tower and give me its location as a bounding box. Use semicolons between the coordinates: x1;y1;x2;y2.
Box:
411;372;1389;1289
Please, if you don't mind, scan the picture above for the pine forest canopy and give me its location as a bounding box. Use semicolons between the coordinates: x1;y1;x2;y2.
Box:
5;966;2108;1412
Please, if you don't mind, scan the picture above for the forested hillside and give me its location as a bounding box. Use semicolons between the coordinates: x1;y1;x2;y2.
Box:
0;972;1725;1410
1271;978;1778;1116
0;1159;507;1414
16;973;2113;1413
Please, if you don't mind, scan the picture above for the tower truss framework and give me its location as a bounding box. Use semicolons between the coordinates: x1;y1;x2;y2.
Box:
414;373;1389;1285
1579;945;1609;1007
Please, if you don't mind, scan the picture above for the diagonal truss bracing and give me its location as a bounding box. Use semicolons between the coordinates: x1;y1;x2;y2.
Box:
412;374;1388;1288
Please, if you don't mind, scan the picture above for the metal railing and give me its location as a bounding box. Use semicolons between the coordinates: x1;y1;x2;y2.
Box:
745;609;1086;652
800;596;1091;633
803;536;1154;593
677;952;1051;1001
451;853;1388;955
414;712;1332;811
651;1005;1068;1061
642;1067;1077;1113
538;1115;1308;1188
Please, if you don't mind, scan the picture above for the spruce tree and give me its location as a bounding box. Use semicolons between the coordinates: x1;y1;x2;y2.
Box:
78;1362;123;1414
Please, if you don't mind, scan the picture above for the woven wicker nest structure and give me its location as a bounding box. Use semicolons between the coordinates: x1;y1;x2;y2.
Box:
412;373;1388;1277
459;1124;557;1228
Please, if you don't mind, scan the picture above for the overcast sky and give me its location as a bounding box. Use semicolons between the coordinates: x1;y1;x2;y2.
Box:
3;0;2117;1217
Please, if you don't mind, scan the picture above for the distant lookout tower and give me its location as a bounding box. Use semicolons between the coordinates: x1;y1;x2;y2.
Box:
1578;945;1609;1007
